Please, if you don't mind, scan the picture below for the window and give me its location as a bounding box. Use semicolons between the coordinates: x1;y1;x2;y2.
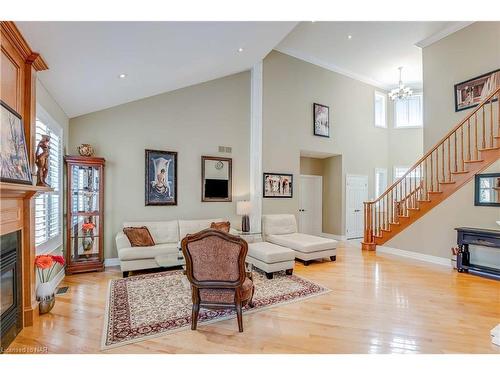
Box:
34;108;63;254
394;93;423;128
374;91;387;128
374;168;388;197
393;166;409;181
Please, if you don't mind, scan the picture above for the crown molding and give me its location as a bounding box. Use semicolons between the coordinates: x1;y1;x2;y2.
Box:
1;21;48;71
415;22;475;48
275;47;390;91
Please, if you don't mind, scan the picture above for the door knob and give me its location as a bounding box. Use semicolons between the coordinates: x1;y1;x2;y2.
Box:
354;209;360;212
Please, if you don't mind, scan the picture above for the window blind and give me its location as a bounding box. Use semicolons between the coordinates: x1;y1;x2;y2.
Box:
35;118;62;252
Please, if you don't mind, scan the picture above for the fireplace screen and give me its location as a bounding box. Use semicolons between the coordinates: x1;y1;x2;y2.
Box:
1;269;14;316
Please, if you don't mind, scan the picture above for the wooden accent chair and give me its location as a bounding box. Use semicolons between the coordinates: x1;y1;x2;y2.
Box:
181;229;255;332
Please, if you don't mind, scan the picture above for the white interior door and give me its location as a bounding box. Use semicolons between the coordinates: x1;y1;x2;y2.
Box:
299;175;322;235
346;175;368;239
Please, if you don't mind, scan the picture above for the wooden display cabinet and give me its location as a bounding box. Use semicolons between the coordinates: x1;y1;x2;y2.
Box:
64;156;105;274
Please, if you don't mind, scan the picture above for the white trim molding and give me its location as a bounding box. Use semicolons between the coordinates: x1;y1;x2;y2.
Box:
415;22;474;48
250;61;263;233
275;47;388;90
321;232;347;241
377;245;452;268
104;258;120;267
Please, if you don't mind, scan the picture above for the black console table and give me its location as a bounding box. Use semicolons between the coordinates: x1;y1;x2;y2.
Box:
455;227;500;280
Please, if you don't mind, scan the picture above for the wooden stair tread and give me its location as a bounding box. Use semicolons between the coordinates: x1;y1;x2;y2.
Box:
381;229;391;233
464;159;484;163
398;214;410;218
479;146;499;151
439;181;456;184
407;207;420;211
417;199;431;202
388;222;400;225
427;191;443;194
451;171;469;175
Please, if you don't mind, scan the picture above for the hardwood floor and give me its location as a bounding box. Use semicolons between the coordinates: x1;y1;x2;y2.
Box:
7;242;500;354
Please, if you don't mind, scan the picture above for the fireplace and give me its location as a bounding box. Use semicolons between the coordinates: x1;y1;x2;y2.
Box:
0;230;22;352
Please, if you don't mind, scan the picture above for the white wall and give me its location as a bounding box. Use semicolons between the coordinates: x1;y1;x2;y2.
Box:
69;72;250;259
423;22;500;150
387;22;500;258
262;51;390;235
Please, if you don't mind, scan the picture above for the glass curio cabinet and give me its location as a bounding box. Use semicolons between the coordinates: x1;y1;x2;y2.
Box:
64;155;105;274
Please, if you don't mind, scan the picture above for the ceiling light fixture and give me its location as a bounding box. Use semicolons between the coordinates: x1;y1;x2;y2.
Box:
389;67;413;101
237;47;244;52
119;73;127;79
347;35;352;39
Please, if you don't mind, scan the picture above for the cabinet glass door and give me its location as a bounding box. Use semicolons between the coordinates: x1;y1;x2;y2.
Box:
69;164;101;262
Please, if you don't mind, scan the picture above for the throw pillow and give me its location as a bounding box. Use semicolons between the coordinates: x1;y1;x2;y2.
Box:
210;221;231;233
123;226;155;247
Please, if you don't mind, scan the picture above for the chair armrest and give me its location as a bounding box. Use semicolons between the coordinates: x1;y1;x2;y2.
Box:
115;231;131;250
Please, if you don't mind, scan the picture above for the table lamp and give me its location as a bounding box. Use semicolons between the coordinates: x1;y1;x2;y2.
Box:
237;201;251;232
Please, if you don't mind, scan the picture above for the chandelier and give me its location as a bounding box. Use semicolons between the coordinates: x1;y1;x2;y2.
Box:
389;67;413;100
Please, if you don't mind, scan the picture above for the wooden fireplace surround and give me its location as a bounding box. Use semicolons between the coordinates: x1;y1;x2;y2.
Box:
0;21;51;329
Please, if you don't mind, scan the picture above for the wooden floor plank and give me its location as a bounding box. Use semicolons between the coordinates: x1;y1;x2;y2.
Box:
6;242;500;354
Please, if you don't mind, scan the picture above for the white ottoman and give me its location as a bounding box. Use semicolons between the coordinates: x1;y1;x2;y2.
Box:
247;242;295;279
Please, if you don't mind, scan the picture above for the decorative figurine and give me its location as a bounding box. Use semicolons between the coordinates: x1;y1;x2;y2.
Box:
78;143;94;157
35;135;50;187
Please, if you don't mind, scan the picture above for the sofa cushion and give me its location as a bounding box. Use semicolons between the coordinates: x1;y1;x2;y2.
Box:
262;214;297;236
267;233;338;253
118;243;179;261
123;220;179;244
247;242;295;263
123;226;155;247
179;218;223;239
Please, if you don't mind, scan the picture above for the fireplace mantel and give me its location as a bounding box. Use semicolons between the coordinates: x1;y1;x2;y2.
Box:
1;183;54;332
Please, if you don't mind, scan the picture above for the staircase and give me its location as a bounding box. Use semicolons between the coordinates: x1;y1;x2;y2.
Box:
362;86;500;251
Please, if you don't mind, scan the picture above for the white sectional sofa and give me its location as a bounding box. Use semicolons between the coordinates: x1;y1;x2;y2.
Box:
115;218;236;276
262;214;337;265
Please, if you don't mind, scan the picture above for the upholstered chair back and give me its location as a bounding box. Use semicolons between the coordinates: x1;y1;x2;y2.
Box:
262;214;298;238
182;229;248;284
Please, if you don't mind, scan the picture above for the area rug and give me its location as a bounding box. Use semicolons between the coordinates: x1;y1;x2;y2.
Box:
101;270;330;349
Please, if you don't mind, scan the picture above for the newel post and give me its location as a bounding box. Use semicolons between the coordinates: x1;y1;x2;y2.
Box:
361;202;376;251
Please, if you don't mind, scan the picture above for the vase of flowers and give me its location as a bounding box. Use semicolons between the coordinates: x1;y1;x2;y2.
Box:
35;254;65;314
82;221;95;257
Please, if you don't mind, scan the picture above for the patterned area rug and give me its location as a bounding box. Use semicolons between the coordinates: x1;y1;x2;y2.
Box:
102;270;330;349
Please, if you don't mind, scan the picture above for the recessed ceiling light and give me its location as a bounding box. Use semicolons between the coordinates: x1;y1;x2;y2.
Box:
237;47;244;52
119;73;127;79
347;35;352;40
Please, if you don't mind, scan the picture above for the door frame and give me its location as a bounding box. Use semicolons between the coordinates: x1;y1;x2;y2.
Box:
299;174;323;235
345;174;368;240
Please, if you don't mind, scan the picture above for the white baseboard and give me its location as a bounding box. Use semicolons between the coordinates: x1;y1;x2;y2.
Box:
377;245;452;268
321;232;347;241
104;258;120;267
50;267;66;289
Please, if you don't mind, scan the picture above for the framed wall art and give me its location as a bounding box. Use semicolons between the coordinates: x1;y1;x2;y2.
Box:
145;149;177;206
0;100;32;185
263;172;293;198
313;102;330;137
454;69;499;112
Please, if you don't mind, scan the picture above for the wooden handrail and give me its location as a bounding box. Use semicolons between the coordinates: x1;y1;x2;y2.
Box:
366;86;500;204
362;83;500;250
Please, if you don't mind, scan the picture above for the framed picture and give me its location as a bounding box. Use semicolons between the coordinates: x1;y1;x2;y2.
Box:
145;149;177;206
0;100;32;185
263;172;293;198
313;103;330;137
454;69;499;112
201;156;232;202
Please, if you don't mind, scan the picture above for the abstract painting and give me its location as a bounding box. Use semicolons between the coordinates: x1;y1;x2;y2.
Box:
145;149;177;205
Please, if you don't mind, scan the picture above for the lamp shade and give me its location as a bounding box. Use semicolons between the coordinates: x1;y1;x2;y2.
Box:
236;200;251;215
